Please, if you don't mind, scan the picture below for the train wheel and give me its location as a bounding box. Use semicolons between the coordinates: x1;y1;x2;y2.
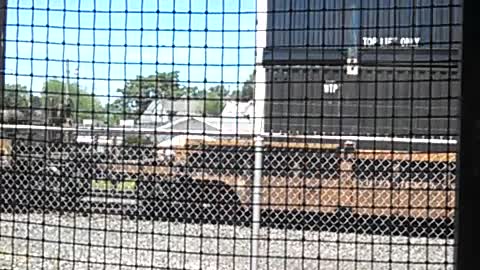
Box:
199;181;243;224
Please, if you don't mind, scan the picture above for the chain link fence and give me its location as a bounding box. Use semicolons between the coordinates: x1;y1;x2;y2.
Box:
1;0;461;269
0;131;457;269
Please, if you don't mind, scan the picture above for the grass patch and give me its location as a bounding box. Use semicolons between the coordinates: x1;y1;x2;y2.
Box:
92;179;136;191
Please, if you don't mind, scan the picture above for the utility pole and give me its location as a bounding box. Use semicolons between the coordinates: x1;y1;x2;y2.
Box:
74;66;79;127
64;60;73;142
51;59;73;142
65;59;70;109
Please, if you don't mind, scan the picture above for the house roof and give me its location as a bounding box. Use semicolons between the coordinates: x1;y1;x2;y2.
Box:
196;117;254;135
143;98;204;116
155;115;254;135
221;100;254;118
141;99;254;127
140;98;205;126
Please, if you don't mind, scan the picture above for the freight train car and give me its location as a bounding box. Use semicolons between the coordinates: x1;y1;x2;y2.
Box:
264;65;460;151
2;134;454;223
115;138;456;221
263;0;461;150
264;0;462;64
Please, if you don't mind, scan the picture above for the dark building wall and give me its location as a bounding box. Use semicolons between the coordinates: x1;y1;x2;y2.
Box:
265;0;462;64
264;65;460;140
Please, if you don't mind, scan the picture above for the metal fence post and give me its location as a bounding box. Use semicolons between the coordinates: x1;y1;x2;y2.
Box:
251;135;264;270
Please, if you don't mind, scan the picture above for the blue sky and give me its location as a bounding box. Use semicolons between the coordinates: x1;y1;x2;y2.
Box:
4;0;257;104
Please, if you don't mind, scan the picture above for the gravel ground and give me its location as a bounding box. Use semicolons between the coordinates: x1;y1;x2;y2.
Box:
0;213;455;270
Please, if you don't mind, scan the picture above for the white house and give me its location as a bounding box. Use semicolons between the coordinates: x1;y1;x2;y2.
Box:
119;119;135;127
139;98;204;127
153;100;255;146
221;100;254;118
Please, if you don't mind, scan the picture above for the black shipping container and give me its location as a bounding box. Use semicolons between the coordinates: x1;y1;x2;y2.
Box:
265;0;462;65
264;65;459;151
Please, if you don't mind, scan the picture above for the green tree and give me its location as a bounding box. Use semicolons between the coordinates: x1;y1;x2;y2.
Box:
208;85;229;98
192;87;206;99
240;72;255;101
204;91;224;116
116;71;186;115
30;96;43;109
2;84;30;109
41;80;105;123
105;99;128;125
187;86;202;98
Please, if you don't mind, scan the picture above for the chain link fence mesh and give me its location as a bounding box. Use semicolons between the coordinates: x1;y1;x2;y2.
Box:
1;0;460;269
